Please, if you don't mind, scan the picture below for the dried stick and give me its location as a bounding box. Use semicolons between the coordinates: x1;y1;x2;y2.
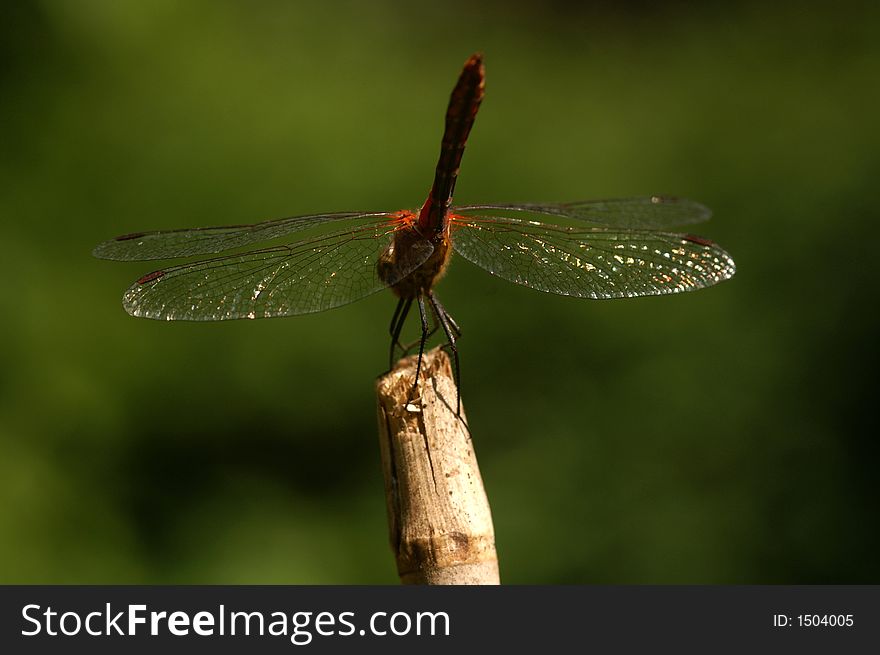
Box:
375;346;499;584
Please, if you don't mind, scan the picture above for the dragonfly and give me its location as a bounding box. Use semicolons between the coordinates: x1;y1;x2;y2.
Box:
94;53;736;410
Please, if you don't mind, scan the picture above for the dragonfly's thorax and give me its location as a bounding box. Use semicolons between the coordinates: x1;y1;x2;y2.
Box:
377;224;451;299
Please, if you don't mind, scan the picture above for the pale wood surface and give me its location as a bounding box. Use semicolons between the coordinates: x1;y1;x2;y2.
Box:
375;347;499;585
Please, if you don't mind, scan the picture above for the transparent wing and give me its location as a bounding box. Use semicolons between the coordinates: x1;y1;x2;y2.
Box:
453;196;710;229
450;215;735;299
93;211;392;261
123;217;433;320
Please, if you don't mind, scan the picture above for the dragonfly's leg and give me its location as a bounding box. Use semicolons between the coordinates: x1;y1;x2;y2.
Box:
444;306;462;339
410;293;430;403
389;296;406;340
400;321;439;356
388;297;413;370
428;292;462;416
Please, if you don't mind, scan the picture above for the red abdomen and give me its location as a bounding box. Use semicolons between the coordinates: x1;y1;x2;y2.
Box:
418;54;485;236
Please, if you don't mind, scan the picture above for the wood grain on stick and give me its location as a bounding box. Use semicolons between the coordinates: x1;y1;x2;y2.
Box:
375;347;499;585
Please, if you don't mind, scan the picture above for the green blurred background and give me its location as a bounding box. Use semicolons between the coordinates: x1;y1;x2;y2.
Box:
1;0;878;583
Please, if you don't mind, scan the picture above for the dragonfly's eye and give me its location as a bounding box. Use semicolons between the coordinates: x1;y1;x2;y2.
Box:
378;242;396;266
377;243;396;282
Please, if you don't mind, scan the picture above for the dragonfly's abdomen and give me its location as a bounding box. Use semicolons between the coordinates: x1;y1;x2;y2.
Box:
418;54;485;235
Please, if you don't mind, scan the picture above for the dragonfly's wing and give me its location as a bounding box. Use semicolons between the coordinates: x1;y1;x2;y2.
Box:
93;211;392;261
123;218;434;320
450;216;735;299
454;196;710;229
